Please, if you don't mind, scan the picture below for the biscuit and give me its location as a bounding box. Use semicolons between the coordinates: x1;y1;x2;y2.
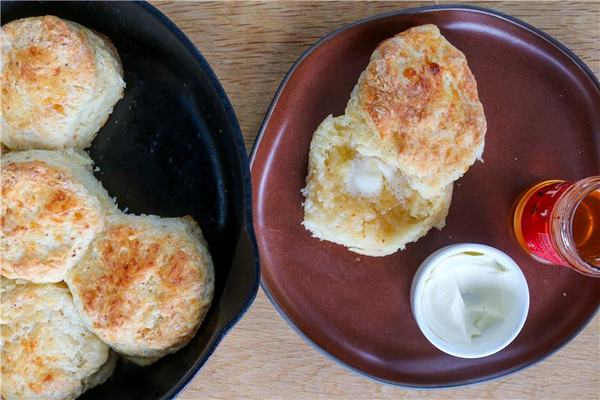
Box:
1;278;117;400
346;24;486;198
1;149;115;283
302;115;453;256
302;25;485;256
1;15;125;150
65;214;215;366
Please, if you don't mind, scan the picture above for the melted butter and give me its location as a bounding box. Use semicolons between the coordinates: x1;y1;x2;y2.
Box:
347;156;395;197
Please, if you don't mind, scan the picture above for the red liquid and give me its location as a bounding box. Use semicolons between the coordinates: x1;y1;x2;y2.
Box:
513;181;571;265
513;181;600;269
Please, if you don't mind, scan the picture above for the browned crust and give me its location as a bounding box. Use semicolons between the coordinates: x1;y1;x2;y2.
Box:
1;159;102;281
1;16;96;134
357;24;486;183
68;216;212;354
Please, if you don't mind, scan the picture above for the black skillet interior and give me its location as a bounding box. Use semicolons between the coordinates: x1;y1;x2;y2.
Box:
1;1;260;398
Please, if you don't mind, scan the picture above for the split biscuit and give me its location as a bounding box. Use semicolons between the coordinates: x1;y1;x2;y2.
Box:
302;25;486;256
303;114;453;256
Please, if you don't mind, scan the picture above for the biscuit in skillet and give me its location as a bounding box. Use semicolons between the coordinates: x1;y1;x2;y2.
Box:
1;15;125;150
65;214;215;366
1;149;115;283
0;278;117;400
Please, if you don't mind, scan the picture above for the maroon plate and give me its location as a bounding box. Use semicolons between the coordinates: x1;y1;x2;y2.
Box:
250;5;600;388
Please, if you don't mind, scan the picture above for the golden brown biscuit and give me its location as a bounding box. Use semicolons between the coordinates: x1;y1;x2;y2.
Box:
347;24;486;198
65;214;215;366
302;115;453;256
1;150;115;283
1;16;125;150
1;278;117;400
302;25;485;256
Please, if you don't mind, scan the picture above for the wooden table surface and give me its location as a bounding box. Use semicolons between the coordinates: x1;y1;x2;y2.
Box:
152;2;599;398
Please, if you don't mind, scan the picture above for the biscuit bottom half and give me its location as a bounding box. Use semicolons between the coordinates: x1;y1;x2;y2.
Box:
302;115;452;257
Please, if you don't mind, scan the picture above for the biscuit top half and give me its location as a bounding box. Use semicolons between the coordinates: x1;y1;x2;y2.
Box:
349;24;486;197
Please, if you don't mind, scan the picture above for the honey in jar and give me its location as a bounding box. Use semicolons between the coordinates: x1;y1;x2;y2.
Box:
512;176;600;277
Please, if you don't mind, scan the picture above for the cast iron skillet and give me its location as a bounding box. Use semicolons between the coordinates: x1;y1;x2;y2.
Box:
1;1;260;398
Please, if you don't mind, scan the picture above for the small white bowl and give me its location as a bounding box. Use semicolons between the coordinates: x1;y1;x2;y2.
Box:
410;243;529;358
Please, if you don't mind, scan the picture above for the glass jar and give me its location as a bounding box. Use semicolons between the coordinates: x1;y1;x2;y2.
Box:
512;176;600;277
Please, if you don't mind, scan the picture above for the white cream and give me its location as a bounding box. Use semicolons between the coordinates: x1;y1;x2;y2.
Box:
347;156;395;197
421;252;519;346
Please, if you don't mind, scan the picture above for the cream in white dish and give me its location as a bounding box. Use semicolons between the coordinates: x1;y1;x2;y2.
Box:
411;244;530;358
421;252;519;345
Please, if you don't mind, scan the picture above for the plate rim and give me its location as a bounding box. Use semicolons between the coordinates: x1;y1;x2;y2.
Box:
131;2;262;399
249;4;600;389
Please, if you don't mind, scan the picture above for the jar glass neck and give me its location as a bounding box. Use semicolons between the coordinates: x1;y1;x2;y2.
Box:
552;177;600;277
